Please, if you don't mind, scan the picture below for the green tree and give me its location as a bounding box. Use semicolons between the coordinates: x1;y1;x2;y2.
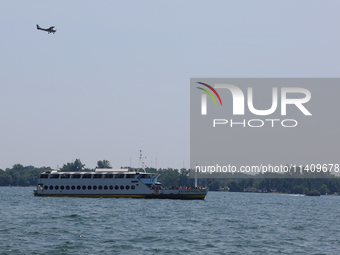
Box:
209;179;221;191
228;180;242;192
178;169;190;187
12;164;24;171
159;169;179;187
0;171;13;186
97;160;112;169
292;184;304;194
320;184;330;195
60;159;85;172
253;181;260;190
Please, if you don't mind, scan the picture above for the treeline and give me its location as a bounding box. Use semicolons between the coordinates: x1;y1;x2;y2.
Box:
0;159;110;186
0;164;52;186
1;160;340;195
206;178;340;195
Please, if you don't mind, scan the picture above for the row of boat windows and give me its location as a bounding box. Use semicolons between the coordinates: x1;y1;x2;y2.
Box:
43;185;136;191
40;174;152;179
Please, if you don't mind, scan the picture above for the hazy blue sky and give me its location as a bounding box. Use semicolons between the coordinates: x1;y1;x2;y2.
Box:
0;1;339;170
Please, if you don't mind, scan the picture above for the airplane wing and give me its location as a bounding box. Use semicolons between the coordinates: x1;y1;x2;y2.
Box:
48;26;55;30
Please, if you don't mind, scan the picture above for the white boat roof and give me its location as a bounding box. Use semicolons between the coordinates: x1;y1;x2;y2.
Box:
94;168;126;172
49;170;152;175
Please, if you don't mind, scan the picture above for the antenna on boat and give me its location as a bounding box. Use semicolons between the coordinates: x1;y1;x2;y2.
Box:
139;149;146;173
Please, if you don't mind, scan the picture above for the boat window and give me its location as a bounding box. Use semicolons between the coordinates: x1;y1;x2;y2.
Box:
93;174;103;179
82;185;86;190
93;185;97;190
71;186;75;190
50;174;60;179
49;185;53;190
82;174;92;179
126;174;136;179
115;185;119;190
40;174;49;179
120;185;124;190
140;174;151;179
109;185;113;190
55;186;59;190
88;185;92;190
131;185;135;190
98;185;103;190
104;174;113;178
66;186;70;190
44;185;48;190
115;174;125;179
77;185;81;190
104;185;108;190
72;174;81;179
126;185;130;190
60;186;65;190
60;174;70;179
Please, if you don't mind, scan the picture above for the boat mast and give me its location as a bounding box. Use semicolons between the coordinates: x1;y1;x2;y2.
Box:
195;169;198;188
195;164;198;188
139;150;146;173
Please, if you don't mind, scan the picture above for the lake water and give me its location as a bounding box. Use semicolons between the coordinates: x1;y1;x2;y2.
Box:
0;187;339;254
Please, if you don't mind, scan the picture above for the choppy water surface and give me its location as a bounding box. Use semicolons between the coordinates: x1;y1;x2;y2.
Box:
0;187;339;254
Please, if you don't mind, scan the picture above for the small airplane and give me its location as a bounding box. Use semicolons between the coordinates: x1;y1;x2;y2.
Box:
36;24;56;34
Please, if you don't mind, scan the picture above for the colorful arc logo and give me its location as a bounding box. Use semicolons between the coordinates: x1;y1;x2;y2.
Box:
196;82;222;106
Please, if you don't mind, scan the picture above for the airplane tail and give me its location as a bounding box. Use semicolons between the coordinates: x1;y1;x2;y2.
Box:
36;24;41;29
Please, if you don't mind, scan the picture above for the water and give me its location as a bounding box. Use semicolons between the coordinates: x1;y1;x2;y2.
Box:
0;187;339;254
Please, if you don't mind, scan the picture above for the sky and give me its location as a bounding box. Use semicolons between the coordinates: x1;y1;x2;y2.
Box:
0;1;339;170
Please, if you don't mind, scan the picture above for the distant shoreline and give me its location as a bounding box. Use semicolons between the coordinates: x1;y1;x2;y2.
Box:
213;190;339;196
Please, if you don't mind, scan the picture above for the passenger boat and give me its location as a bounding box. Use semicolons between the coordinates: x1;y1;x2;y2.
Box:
33;168;208;200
